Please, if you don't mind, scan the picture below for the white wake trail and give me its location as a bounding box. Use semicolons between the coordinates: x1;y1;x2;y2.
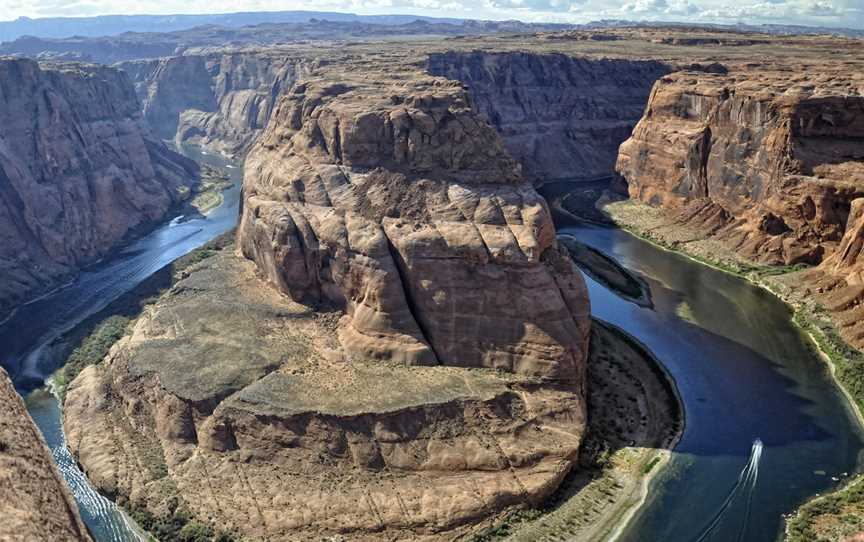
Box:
695;438;763;542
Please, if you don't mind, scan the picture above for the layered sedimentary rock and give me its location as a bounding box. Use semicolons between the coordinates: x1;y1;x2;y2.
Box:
0;368;92;542
617;69;864;266
238;74;591;376
0;58;197;315
119;52;311;155
65;249;587;541
427;51;670;183
66;62;591;540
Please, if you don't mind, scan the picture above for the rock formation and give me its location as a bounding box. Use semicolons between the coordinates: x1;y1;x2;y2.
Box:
0;58;198;317
428;52;670;183
617;69;864;267
119;52;311;156
0;368;92;542
65;61;591;540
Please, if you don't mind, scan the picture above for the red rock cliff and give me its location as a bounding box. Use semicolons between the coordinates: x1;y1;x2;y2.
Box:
617;69;864;266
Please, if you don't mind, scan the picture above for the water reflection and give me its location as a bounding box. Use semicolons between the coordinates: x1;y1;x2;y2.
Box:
560;221;863;542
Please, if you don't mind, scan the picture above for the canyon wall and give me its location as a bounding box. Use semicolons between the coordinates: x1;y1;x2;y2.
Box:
0;368;92;542
0;59;197;315
617;69;864;266
427;51;670;183
616;68;864;348
118;52;312;156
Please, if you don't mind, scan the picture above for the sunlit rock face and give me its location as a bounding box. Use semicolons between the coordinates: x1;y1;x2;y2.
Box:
618;69;864;267
238;74;591;379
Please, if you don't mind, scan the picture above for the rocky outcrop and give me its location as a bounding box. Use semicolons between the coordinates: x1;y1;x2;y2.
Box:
0;58;197;316
65;248;586;541
0;368;92;542
66;59;591;541
617;69;864;266
119;52;312;155
238;74;591;377
427;51;670;183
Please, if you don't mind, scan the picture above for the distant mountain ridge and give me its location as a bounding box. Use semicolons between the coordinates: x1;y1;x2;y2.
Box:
0;11;470;41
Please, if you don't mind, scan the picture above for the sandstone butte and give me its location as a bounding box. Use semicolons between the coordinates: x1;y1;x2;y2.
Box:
0;57;198;320
0;368;93;542
4;27;861;541
63;56;592;541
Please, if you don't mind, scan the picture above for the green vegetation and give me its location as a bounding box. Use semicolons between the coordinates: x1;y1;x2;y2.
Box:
53;315;130;398
787;477;864;542
52;231;236;397
642;456;661;475
129;503;239;542
468;509;544;542
794;308;864;415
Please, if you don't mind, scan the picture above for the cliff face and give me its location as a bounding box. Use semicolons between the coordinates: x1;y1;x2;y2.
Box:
119;52;311;156
427;51;670;183
239;76;591;378
0;368;92;542
0;58;197;314
617;70;864;266
66;61;591;541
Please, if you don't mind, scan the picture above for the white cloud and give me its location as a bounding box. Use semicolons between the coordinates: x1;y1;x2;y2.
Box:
4;0;863;29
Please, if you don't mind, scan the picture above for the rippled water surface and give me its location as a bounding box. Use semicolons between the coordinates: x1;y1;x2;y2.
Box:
1;148;241;541
557;217;864;542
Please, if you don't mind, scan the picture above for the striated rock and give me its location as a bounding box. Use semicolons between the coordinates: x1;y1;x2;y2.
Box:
0;368;92;542
238;74;591;378
0;58;197;317
617;69;864;266
119;52;312;155
66;57;591;541
427;51;670;183
65;249;586;541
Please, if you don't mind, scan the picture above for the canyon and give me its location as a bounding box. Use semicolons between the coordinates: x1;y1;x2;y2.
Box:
1;23;864;542
0;58;197;324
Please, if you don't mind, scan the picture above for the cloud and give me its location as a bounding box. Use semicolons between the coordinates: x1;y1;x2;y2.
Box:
5;0;864;30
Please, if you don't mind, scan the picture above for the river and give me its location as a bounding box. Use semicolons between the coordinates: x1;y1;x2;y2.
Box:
0;147;242;541
2;165;862;541
553;215;864;541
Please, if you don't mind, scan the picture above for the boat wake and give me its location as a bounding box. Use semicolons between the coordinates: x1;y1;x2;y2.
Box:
694;438;763;542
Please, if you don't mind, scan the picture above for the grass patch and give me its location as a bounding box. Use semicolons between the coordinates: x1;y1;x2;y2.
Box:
128;502;239;542
53;315;130;397
642;456;661;475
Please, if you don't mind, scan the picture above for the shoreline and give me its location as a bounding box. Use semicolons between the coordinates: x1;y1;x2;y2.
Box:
601;200;864;429
600;320;686;542
600;199;864;541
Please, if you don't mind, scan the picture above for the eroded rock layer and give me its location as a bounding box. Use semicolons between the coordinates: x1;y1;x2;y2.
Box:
238;71;591;378
65;248;586;541
427;51;670;183
66;57;592;540
119;52;311;155
0;58;197;315
1;368;92;542
617;69;864;267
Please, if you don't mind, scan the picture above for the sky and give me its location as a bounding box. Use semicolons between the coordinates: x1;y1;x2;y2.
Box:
4;0;864;29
